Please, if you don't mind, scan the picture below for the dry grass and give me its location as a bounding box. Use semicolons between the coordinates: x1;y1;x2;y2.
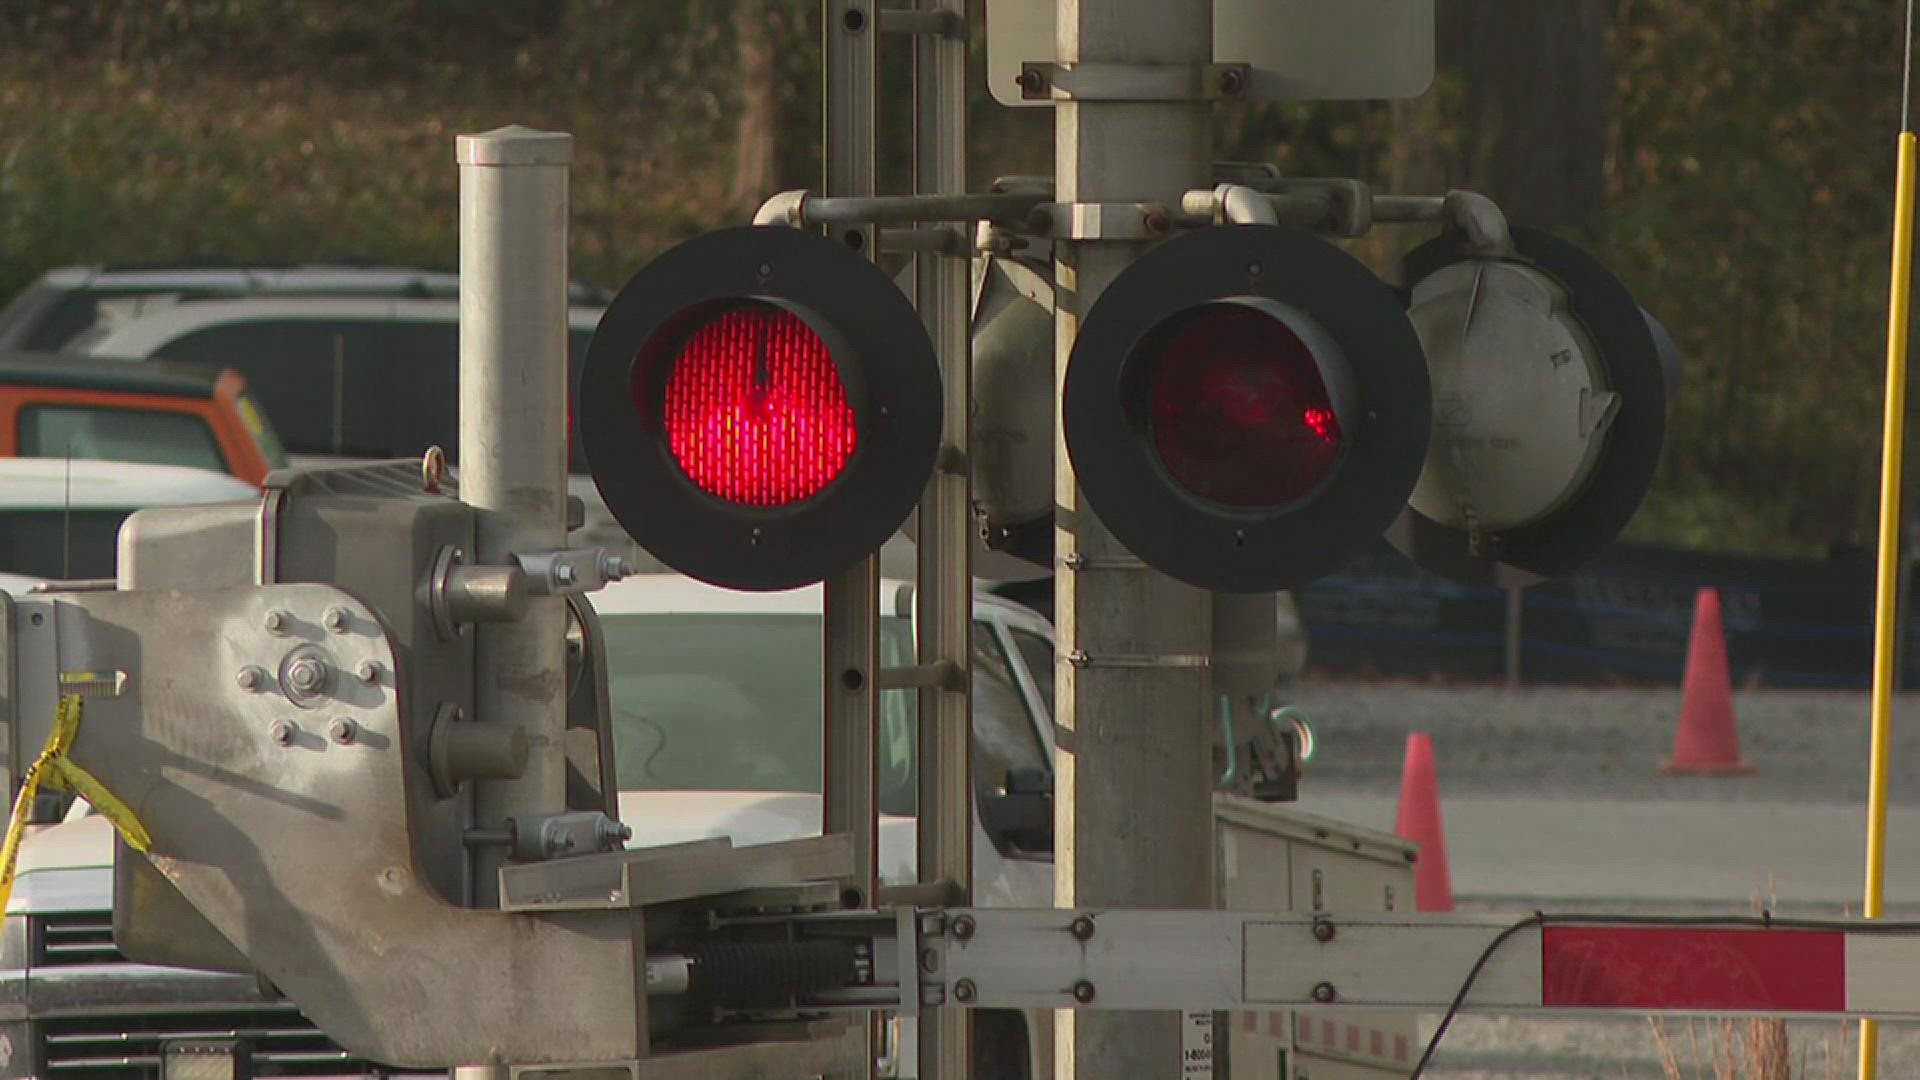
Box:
1647;885;1853;1080
1648;1017;1850;1080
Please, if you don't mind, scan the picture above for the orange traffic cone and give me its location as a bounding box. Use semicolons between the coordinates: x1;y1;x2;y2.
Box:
1394;731;1453;912
1662;587;1754;775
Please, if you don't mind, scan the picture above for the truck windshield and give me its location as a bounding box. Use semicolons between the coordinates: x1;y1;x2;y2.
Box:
598;609;1051;818
600;612;918;812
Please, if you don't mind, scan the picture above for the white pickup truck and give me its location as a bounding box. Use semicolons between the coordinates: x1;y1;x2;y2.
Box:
0;572;1062;1079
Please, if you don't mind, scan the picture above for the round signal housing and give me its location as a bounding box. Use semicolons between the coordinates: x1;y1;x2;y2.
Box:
577;226;942;591
1388;225;1667;586
1063;225;1431;592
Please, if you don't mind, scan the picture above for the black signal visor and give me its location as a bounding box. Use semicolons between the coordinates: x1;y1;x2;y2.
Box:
1063;225;1431;593
577;226;942;591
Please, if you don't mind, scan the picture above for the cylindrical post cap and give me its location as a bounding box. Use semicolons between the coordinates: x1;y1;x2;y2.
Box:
456;125;573;166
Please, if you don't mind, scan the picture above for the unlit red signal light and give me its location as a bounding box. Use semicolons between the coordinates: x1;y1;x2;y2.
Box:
1064;224;1431;593
1145;303;1346;508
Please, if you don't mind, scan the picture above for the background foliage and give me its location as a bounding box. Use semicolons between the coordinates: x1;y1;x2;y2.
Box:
0;0;1911;556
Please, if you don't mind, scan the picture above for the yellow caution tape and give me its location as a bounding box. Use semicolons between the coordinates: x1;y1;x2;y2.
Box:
0;695;151;913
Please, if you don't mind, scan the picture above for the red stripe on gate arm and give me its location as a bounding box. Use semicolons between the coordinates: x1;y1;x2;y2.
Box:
1541;927;1846;1012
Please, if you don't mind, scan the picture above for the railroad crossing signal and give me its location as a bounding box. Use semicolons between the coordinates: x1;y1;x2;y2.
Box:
1062;224;1432;592
583;215;1670;596
577;226;943;591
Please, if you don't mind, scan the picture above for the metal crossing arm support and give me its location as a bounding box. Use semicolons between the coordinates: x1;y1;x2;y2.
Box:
920;910;1920;1021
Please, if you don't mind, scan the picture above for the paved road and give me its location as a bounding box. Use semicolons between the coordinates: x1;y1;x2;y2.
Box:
1269;686;1920;1076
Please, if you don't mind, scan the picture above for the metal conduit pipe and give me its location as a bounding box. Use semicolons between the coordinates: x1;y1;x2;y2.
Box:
1370;194;1444;222
753;189;809;228
753;190;1047;229
1371;190;1514;258
1440;189;1515;257
1179;183;1281;226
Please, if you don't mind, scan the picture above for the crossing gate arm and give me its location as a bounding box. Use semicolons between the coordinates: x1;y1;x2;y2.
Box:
923;910;1920;1020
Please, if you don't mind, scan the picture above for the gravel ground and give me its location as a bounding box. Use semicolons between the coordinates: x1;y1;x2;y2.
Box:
1281;685;1920;805
1421;1014;1920;1079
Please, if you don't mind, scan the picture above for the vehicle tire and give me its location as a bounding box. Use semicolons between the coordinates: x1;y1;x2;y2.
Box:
973;1010;1031;1080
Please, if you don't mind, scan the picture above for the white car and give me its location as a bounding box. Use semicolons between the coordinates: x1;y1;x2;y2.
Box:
3;570;1059;1079
0;458;259;582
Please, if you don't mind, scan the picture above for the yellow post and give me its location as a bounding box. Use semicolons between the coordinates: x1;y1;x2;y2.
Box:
1860;129;1917;1080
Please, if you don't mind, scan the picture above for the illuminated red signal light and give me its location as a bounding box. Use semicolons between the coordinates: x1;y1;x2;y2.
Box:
657;304;857;507
578;226;942;591
1145;303;1343;508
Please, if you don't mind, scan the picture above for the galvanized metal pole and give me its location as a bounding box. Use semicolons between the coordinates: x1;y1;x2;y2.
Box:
1054;4;1215;1080
912;5;974;1080
455;126;573;910
820;4;882;1079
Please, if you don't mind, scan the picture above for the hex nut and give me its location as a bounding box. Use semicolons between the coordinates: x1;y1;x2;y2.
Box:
952;915;977;941
1070;915;1096;942
263;609;289;634
327;717;358;745
287;658;327;694
269;719;296;746
954;978;977;1004
1312;918;1336;943
356;660;383;685
1072;980;1097;1004
1311;981;1337;1004
322;606;351;632
598;818;635;848
236;666;268;691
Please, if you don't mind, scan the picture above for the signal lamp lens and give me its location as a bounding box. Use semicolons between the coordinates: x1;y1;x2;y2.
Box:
1146;304;1342;508
655;303;857;508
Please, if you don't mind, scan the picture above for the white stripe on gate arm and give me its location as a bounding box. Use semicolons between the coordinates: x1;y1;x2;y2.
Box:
1846;934;1920;1015
1242;920;1545;1010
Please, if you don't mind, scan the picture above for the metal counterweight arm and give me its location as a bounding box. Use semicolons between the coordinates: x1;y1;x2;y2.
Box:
6;584;650;1068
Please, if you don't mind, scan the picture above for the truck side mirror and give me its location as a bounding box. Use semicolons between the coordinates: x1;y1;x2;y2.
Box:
981;767;1053;856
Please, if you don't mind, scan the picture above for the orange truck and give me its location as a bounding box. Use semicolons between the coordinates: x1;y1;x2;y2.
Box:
0;351;285;485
